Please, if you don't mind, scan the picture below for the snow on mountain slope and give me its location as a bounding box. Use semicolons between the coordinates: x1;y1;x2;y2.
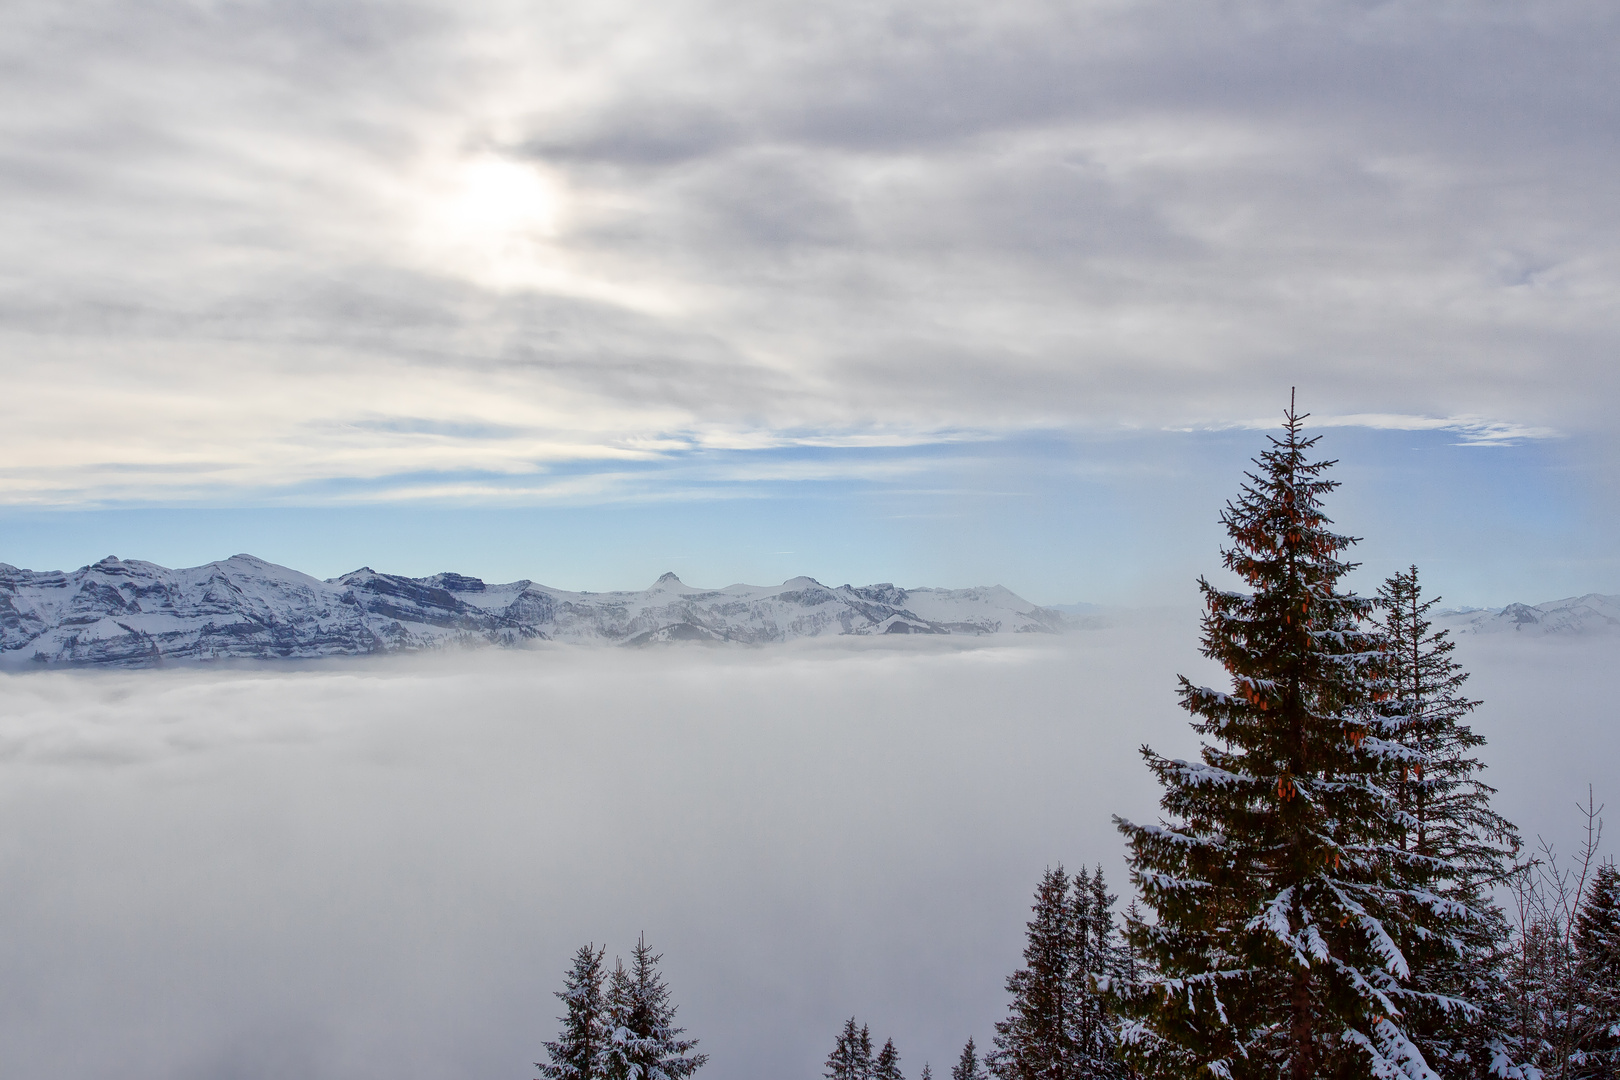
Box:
1436;593;1620;636
0;556;1068;667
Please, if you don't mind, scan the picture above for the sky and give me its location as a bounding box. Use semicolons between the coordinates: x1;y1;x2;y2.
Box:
2;0;1618;604
0;629;1611;1080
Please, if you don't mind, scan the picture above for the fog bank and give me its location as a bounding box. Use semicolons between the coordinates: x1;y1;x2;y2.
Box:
0;619;1609;1079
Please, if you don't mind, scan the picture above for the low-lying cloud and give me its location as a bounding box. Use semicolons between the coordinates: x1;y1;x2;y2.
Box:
0;622;1610;1079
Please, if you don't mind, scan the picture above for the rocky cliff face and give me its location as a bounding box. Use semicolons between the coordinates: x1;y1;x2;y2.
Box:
0;555;1069;667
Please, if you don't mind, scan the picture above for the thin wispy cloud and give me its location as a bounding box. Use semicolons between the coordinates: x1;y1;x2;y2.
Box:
1203;412;1562;446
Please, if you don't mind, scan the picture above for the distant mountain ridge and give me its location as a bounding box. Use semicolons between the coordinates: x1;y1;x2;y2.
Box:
1435;593;1620;636
0;555;1070;667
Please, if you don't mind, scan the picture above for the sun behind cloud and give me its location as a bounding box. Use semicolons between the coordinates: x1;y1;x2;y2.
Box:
443;155;560;241
408;152;678;313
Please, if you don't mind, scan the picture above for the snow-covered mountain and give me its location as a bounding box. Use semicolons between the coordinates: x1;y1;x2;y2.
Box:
1436;593;1620;636
0;555;1070;667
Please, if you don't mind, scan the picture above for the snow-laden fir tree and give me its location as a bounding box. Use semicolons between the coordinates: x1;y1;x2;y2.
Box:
990;865;1124;1080
953;1038;988;1080
1375;567;1521;1078
540;944;610;1080
991;866;1081;1080
922;1064;935;1080
1072;866;1127;1078
1115;399;1448;1080
827;1018;875;1080
601;934;707;1080
876;1037;905;1080
1574;862;1620;1079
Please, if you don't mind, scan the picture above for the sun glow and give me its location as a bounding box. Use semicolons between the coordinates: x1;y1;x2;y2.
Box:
442;156;560;239
407;153;675;312
407;153;568;292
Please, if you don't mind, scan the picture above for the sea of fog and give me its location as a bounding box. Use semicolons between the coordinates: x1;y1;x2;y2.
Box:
0;616;1612;1080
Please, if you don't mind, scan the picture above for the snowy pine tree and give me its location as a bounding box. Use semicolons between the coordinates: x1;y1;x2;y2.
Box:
828;1018;876;1080
991;865;1127;1080
991;866;1081;1080
602;935;707;1080
1072;867;1125;1079
953;1038;987;1080
1115;399;1447;1080
1376;567;1521;1078
540;944;610;1080
876;1037;905;1080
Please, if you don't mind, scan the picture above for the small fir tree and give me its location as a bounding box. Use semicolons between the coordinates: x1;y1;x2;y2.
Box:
953;1038;987;1080
540;944;609;1080
991;865;1127;1080
991;866;1081;1080
922;1065;934;1080
1115;398;1447;1080
875;1038;905;1080
1072;866;1125;1079
828;1018;875;1080
602;934;707;1080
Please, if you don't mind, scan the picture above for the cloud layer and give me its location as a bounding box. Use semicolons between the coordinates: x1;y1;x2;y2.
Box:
2;0;1616;503
0;628;1611;1079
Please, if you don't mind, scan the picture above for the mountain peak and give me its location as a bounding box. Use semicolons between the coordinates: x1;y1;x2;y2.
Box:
654;572;683;585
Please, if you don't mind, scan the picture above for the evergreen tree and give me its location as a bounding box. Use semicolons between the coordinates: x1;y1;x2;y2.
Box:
1574;862;1620;1079
991;866;1080;1080
1071;867;1124;1079
991;865;1127;1080
1115;399;1446;1080
1376;567;1521;1078
953;1038;987;1080
540;944;610;1080
828;1018;876;1080
602;934;707;1080
876;1037;905;1080
922;1064;934;1080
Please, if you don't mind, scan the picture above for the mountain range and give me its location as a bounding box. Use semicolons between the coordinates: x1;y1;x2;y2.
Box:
0;555;1069;667
3;554;1612;668
1436;593;1620;637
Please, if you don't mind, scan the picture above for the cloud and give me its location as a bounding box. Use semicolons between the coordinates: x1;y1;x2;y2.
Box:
0;624;1610;1079
1;0;1617;505
1200;412;1561;446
